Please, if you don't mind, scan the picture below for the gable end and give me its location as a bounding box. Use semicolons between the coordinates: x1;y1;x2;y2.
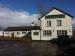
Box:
39;7;73;20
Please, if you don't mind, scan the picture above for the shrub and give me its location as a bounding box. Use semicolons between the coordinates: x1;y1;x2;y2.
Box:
49;38;57;43
56;35;70;46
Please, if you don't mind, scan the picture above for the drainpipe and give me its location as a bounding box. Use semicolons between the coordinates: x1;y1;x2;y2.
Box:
3;31;4;37
40;20;41;41
40;30;41;41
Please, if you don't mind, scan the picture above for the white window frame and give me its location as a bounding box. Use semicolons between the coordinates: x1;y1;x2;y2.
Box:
47;21;51;27
43;30;51;36
57;20;62;26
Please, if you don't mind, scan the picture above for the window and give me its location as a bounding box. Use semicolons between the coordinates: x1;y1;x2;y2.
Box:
22;32;26;34
47;21;51;27
45;14;65;19
64;30;67;35
43;30;51;36
5;32;9;34
33;32;39;35
57;30;67;35
57;20;62;26
17;32;20;35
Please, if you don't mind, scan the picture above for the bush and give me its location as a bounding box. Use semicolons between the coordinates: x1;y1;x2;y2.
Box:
49;35;72;45
49;38;57;43
56;35;71;46
49;35;75;46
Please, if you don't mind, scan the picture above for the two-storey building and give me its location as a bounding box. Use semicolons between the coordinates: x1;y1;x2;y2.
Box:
31;7;73;40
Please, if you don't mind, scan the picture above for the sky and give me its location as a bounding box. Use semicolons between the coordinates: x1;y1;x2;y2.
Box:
0;0;75;28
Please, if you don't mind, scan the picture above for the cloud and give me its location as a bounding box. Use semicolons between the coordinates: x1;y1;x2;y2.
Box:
0;6;40;27
0;4;75;29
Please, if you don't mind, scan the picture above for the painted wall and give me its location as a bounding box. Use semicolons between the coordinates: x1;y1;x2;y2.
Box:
0;31;3;36
14;31;30;37
4;31;13;37
31;30;40;40
3;31;30;37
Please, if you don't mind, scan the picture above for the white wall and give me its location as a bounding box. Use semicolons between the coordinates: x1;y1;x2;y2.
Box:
0;31;3;36
14;31;30;37
4;31;13;37
3;31;30;37
31;30;40;40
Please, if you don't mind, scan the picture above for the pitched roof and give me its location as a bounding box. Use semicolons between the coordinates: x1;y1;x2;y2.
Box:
39;7;73;20
4;26;40;31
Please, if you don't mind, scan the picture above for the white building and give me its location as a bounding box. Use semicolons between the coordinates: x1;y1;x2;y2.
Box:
2;26;40;38
3;27;31;37
31;7;73;40
0;7;73;40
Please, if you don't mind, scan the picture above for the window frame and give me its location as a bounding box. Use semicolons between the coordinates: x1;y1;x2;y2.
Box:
57;20;62;26
17;32;20;35
57;30;67;35
33;31;39;35
43;30;52;36
47;21;51;27
22;32;26;34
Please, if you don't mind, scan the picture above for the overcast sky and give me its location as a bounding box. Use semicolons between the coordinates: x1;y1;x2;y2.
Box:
0;0;74;28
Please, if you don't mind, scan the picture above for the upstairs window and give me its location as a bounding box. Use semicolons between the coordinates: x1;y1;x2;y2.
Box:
47;21;51;27
57;20;62;26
